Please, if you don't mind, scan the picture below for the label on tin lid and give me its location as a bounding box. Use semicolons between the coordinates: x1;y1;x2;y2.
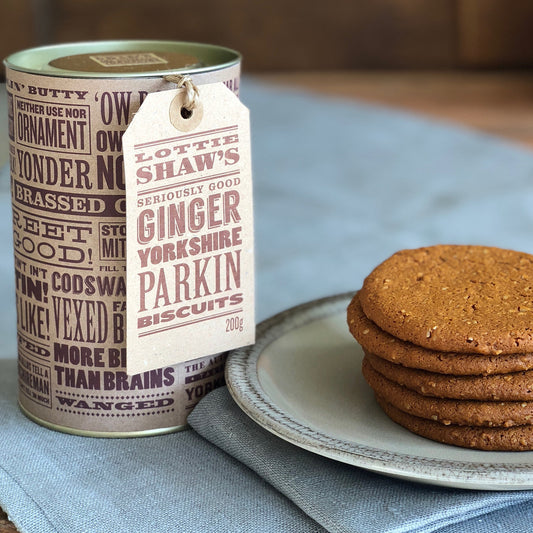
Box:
49;51;202;74
123;82;255;375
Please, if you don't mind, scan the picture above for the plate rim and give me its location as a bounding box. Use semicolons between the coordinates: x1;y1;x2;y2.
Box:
225;292;533;490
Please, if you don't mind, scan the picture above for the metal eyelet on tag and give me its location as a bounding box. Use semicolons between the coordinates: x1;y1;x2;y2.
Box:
166;74;204;131
169;90;204;131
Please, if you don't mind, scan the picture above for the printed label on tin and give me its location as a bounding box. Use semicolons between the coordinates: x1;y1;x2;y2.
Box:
123;83;255;375
6;61;242;434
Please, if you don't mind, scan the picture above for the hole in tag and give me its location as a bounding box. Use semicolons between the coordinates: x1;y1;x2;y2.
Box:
169;91;203;131
181;107;193;119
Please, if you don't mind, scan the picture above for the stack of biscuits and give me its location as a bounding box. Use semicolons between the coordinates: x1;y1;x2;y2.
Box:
347;244;533;451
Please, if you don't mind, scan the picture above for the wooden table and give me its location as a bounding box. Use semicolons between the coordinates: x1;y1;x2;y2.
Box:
0;511;17;533
2;69;533;532
257;70;533;149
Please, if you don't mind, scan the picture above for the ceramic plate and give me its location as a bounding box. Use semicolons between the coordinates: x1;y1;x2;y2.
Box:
226;292;533;490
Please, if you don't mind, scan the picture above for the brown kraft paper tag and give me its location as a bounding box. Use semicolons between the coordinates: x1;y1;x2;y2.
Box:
123;83;255;375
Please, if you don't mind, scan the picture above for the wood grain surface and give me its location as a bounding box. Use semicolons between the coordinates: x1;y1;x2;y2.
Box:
4;0;533;72
257;71;533;149
0;509;18;533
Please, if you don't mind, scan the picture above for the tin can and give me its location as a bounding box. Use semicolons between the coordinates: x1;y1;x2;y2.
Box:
4;40;240;436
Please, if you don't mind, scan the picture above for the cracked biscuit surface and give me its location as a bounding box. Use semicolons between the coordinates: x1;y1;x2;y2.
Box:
362;357;533;428
349;245;533;450
364;351;533;401
377;396;533;451
358;245;533;355
347;293;533;375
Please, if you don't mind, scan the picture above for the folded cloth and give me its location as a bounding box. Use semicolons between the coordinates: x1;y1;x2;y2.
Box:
4;76;533;533
0;360;325;533
189;386;533;533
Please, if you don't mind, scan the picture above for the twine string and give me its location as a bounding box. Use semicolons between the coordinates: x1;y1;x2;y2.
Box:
164;74;199;111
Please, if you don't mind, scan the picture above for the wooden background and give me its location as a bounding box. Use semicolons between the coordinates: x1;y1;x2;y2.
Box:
2;0;533;72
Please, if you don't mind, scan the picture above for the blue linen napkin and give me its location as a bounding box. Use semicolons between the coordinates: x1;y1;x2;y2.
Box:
190;386;533;533
3;77;533;532
0;359;325;533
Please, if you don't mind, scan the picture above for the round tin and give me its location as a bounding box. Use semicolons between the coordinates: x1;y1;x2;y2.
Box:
5;41;240;436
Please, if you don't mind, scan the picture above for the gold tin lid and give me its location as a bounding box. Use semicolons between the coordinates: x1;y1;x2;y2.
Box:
4;40;240;78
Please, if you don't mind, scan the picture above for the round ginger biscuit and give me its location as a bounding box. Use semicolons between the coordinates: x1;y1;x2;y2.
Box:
362;357;533;428
347;292;533;375
359;245;533;355
376;396;533;451
365;351;533;402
